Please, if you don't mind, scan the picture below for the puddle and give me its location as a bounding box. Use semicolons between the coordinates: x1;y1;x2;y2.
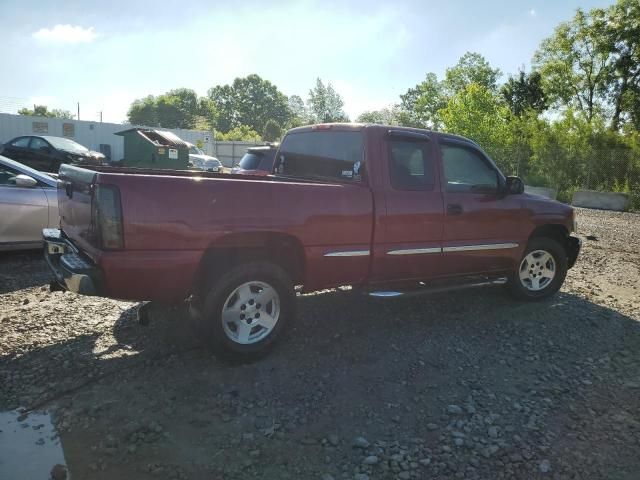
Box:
0;409;68;479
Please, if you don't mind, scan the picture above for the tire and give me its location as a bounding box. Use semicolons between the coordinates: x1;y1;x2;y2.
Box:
200;261;295;361
507;237;568;301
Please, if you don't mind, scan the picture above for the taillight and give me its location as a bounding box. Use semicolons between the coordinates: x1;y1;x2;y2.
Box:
92;185;124;249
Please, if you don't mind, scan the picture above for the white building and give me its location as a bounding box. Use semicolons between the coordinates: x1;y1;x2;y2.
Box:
0;112;215;162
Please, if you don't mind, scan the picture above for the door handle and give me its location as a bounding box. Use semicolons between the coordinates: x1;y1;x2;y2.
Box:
447;204;463;215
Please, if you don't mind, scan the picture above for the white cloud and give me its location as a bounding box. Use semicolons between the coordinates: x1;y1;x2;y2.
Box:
32;24;98;44
528;9;537;17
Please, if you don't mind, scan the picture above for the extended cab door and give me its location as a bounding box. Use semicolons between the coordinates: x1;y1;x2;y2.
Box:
438;138;524;276
371;130;444;283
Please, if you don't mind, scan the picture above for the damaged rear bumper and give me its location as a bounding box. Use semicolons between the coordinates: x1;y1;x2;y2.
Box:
43;228;102;296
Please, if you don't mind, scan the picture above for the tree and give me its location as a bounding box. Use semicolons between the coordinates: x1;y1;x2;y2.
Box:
501;70;547;116
263;119;283;142
307;78;349;123
208;74;291;134
127;95;158;126
356;106;404;125
18;105;74;119
439;83;513;171
607;0;640;130
216;125;262;142
127;89;215;129
444;52;502;94
399;72;447;128
533;7;613;122
287;95;308;127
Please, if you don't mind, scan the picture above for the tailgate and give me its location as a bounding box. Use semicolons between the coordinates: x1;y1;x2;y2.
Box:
57;164;97;246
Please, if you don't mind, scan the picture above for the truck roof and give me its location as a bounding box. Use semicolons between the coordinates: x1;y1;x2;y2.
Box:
286;123;480;147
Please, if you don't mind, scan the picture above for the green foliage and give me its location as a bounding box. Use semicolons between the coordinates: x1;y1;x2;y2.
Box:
444;52;502;94
127;89;215;129
501;70;547;116
356;106;404;125
307;78;349;123
216;125;261;142
18;105;74;119
263;119;283;142
208;74;290;134
287;95;308;127
439;83;514;171
399;73;447;128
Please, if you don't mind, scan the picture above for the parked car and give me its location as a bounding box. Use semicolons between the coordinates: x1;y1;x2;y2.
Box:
1;135;105;173
44;123;580;359
0;155;59;251
187;145;222;172
231;145;277;176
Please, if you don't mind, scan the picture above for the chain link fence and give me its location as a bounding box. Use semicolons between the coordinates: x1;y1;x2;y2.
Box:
502;147;640;211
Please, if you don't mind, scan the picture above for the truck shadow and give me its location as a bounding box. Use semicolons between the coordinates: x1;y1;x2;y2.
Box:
1;287;639;478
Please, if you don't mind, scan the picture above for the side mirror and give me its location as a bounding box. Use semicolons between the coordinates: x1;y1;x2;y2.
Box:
505;176;524;195
14;174;38;188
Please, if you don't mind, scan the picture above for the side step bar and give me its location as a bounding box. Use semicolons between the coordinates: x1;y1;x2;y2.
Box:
368;277;508;298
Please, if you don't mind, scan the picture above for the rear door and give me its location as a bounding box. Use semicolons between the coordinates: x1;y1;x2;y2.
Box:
0;163;49;245
438;138;523;276
371;130;444;283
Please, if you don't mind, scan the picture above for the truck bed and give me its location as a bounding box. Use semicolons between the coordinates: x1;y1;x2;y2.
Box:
55;164;375;301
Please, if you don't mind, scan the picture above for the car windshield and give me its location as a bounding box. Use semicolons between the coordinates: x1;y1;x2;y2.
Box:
238;152;263;170
44;137;89;154
189;146;204;155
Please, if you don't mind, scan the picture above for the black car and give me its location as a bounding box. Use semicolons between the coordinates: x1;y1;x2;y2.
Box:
230;144;278;176
1;135;105;173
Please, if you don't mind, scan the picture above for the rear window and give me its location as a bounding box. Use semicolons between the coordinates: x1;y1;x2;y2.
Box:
239;152;263;170
276;130;363;181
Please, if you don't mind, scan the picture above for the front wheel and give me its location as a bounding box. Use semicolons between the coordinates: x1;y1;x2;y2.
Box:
507;237;568;301
200;262;295;361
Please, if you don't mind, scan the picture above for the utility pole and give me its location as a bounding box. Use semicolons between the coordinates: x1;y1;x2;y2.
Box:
77;102;80;121
97;111;103;123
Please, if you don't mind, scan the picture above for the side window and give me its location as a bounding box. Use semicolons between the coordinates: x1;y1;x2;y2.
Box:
0;165;20;186
388;139;434;190
29;137;49;151
276;131;363;181
11;137;31;148
441;143;498;193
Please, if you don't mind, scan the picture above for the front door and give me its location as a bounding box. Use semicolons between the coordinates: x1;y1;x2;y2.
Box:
371;130;444;283
438;139;524;277
28;137;55;172
0;164;49;245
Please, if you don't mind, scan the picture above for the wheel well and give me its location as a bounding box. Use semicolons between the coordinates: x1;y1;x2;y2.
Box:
193;233;305;297
528;224;569;246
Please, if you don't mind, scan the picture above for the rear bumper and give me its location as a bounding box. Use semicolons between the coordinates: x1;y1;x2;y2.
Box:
43;228;102;296
567;235;581;269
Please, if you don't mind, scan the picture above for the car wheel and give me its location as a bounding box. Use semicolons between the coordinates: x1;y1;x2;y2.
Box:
201;261;295;361
507;237;568;301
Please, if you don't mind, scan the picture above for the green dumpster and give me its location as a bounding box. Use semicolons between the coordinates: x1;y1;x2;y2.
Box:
115;128;189;169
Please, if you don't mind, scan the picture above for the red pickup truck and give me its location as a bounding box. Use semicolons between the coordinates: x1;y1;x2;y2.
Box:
44;124;580;358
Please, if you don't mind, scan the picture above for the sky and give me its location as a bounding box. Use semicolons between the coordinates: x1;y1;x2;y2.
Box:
0;0;616;124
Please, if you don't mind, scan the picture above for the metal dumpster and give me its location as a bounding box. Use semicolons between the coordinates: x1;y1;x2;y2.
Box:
115;128;189;169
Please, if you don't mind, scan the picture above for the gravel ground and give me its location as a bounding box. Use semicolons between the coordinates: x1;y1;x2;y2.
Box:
1;207;639;480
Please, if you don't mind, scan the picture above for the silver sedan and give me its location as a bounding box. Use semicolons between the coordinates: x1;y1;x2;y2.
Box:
0;155;59;251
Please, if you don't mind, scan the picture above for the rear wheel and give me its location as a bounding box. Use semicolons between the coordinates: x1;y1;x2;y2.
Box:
508;237;567;301
200;262;295;360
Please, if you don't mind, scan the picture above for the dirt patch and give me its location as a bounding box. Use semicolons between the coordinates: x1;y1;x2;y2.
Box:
1;207;639;480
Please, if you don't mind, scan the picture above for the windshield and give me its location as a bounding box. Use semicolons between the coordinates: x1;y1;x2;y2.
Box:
238;152;263;170
189;146;204;155
43;137;89;154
